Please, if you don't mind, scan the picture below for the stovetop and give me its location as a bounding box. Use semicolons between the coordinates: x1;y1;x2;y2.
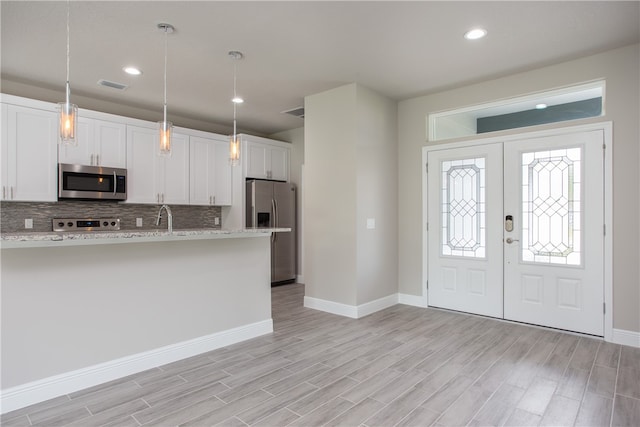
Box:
53;217;121;232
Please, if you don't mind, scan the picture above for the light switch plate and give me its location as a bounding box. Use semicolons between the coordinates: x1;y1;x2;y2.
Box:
366;218;375;229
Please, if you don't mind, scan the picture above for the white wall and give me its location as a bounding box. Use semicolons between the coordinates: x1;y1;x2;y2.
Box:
304;83;398;308
398;44;640;333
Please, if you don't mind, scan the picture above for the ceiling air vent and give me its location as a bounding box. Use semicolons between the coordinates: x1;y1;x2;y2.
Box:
282;106;304;119
97;79;128;91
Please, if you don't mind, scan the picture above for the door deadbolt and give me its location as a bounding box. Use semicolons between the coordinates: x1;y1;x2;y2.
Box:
505;215;514;232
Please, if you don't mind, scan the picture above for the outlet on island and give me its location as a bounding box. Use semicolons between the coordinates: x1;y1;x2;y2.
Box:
136;218;143;227
214;217;220;226
25;218;33;229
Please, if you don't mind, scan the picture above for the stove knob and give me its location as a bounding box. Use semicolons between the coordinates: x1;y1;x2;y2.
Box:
103;221;109;226
67;222;73;227
58;222;65;227
111;221;116;226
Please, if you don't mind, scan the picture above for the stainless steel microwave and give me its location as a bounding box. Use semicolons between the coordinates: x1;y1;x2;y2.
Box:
58;163;127;201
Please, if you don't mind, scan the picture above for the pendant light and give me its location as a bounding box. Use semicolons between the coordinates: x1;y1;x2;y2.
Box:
229;51;244;166
58;0;78;146
158;23;174;156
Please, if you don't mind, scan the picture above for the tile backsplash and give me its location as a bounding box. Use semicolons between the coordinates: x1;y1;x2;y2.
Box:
1;201;222;233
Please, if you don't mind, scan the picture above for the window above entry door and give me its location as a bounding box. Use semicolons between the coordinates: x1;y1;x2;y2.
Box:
428;80;604;142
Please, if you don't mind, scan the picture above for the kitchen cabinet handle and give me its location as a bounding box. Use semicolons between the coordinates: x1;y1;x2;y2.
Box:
156;193;160;204
213;196;216;205
161;193;165;203
90;154;94;165
96;154;100;166
2;186;5;199
113;171;116;196
10;186;14;200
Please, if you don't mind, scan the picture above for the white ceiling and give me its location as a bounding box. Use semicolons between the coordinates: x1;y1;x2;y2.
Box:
2;1;639;136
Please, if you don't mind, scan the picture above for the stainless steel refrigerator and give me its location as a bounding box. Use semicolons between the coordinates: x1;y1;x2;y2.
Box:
246;180;296;284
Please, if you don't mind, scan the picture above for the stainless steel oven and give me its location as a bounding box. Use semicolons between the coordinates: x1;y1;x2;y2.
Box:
58;163;127;201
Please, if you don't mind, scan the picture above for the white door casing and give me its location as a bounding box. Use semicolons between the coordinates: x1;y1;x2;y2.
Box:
424;124;610;337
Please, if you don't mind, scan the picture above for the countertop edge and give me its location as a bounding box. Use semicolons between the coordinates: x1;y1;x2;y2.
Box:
0;228;290;249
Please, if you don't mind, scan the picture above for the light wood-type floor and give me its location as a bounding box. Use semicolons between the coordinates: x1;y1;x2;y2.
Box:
3;283;639;426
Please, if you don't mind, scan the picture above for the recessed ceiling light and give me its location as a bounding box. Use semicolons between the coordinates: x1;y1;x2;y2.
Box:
535;103;548;109
464;28;487;40
232;96;244;104
123;66;142;76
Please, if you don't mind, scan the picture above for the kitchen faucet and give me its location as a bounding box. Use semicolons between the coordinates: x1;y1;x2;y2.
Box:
155;204;173;233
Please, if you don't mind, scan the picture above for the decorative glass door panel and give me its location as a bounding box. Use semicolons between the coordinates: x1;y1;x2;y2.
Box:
441;158;486;258
522;148;581;266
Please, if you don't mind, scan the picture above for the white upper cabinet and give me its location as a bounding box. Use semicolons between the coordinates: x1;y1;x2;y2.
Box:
190;135;232;206
59;117;126;168
1;103;57;201
243;136;290;181
125;125;189;205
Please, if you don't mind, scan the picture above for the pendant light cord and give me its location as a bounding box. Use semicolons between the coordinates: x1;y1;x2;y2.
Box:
233;60;238;137
65;0;70;104
163;27;168;123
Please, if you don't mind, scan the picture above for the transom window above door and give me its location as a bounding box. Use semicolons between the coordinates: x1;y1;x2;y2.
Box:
428;80;604;142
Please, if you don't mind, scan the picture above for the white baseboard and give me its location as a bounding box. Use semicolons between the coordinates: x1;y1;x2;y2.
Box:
356;294;399;318
612;328;640;348
304;296;358;318
304;294;399;319
1;319;273;414
398;293;428;308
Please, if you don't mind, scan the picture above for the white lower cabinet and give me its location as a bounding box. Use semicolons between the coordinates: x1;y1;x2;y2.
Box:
190;135;232;206
58;117;126;168
1;103;58;201
125;125;189;205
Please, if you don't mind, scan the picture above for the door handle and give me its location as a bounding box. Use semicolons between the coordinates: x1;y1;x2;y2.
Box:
505;237;520;244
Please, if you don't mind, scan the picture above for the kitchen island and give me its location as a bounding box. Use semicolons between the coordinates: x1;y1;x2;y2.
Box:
1;228;287;412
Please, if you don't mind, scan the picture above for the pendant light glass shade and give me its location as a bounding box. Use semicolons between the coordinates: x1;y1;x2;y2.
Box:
229;133;240;165
59;1;77;146
158;120;173;156
58;83;78;146
228;51;244;166
157;23;174;156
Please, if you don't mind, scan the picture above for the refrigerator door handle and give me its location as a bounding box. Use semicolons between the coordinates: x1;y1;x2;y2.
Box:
271;198;277;243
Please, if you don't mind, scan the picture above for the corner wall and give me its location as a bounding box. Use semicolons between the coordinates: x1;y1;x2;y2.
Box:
304;83;398;309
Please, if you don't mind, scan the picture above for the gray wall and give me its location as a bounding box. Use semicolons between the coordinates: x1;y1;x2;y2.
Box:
398;44;640;333
304;83;398;306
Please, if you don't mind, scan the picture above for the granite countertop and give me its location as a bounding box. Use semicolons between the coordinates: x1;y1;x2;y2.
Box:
1;228;291;249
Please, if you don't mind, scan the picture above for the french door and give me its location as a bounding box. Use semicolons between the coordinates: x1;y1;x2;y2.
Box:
427;130;605;336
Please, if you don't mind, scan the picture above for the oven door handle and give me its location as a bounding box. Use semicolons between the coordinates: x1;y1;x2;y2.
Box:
113;171;117;196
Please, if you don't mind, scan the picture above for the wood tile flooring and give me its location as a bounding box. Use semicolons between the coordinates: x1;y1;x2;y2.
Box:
3;283;639;426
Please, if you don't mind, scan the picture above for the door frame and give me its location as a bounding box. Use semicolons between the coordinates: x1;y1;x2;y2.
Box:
422;121;613;341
